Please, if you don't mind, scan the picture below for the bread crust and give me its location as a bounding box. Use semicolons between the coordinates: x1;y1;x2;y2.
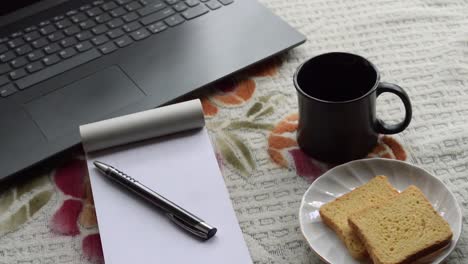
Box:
349;217;452;264
348;185;453;264
319;176;398;260
320;207;368;259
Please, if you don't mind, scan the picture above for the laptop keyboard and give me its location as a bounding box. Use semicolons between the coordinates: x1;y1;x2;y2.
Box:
0;0;234;97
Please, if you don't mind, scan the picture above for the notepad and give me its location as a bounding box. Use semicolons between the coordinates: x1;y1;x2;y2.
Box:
80;99;252;264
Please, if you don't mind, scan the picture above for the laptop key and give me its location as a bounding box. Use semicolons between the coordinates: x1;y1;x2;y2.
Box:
102;1;118;11
147;21;167;33
44;43;61;54
66;10;79;17
24;26;38;32
165;14;185;27
87;7;103;17
71;13;88;23
0;84;17;97
138;1;166;16
80;4;92;11
8;38;25;49
93;0;105;5
42;54;60;66
173;2;188;11
24;31;41;42
39;20;50;27
10;69;27;80
130;28;150;40
95;13;112;23
76;31;93;41
166;0;178;4
140;0;162;4
10;57;28;68
64;26;80;36
218;0;233;5
0;44;7;54
56;19;72;29
181;5;209;19
40;25;57;35
15;45;33;56
27;50;45;61
48;32;65;42
116;0;133;4
123;12;139;22
99;42;118;54
185;0;199;7
0;76;9;86
59;47;77;59
92;35;110;45
11;31;23;38
17;49;101;89
80;20;97;30
107;29;125;39
123;21;142;32
110;7;126;17
60;37;78;48
26;61;44;73
115;35;133;47
205;0;221;10
126;1;143;11
0;64;11;74
140;8;174;25
0;51;16;63
32;38;49;49
52;15;65;22
92;24;109;35
75;41;93;52
108;18;124;28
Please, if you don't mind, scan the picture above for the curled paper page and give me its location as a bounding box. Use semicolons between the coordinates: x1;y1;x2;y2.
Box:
80;99;205;152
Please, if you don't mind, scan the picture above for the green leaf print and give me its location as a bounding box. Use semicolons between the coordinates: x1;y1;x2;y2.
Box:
17;173;50;198
216;137;248;175
29;190;53;216
0;205;27;235
258;95;274;103
227;121;274;130
254;106;274;119
226;132;255;169
247;102;263;117
0;173;53;236
0;190;14;215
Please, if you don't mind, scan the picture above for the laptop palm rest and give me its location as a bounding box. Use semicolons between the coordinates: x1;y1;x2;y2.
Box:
24;66;145;141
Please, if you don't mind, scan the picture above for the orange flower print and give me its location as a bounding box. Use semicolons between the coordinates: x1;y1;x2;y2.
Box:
211;78;256;106
268;113;299;167
201;97;218;117
367;136;407;160
201;56;282;118
268;114;408;182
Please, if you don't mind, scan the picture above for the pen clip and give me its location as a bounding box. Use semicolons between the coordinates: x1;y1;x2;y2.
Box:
166;213;209;240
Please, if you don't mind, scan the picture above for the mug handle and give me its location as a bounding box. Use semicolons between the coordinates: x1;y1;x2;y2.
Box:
374;82;412;134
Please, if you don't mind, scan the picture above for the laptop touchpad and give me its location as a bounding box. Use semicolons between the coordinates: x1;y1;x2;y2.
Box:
24;66;145;140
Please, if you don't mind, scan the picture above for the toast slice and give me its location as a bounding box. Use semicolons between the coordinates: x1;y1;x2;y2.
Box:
349;185;453;264
319;176;399;259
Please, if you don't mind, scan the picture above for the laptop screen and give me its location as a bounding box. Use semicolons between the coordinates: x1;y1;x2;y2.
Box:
1;0;43;16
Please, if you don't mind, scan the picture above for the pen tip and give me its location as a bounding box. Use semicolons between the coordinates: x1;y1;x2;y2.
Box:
94;161;108;173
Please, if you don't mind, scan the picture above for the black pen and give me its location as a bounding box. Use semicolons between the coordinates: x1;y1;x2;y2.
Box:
93;161;217;240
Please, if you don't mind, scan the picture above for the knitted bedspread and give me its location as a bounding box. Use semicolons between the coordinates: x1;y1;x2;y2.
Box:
0;0;467;263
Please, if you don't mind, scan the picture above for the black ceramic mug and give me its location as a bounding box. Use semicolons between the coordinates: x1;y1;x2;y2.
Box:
294;52;412;164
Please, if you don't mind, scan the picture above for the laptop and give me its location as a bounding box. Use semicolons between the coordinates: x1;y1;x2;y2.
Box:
0;0;305;181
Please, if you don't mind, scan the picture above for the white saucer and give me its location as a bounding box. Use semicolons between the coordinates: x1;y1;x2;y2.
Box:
299;158;462;264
